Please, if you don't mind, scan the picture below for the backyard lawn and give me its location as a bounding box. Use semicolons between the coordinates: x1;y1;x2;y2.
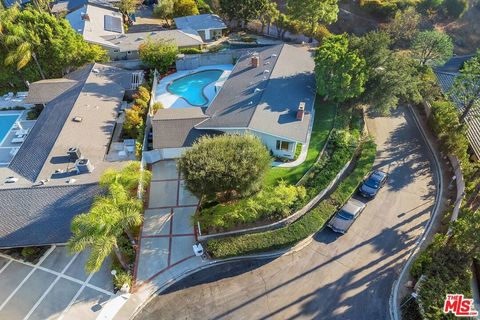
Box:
264;100;337;186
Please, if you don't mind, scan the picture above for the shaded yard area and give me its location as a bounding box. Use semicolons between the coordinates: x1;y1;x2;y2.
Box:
264;100;336;186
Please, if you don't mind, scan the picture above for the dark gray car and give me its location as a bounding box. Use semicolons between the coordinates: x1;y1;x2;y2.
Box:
327;198;366;234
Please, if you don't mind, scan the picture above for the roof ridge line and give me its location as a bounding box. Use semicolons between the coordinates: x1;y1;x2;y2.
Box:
245;44;285;129
0;182;100;192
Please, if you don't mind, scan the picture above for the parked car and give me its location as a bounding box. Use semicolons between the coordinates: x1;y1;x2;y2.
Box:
358;170;388;199
327;198;366;234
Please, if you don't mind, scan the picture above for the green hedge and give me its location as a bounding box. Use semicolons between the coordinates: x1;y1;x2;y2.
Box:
179;48;204;55
206;139;377;258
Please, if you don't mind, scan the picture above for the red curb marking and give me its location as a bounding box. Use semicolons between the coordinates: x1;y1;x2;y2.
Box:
144;254;196;285
176;180;180;207
141;233;195;238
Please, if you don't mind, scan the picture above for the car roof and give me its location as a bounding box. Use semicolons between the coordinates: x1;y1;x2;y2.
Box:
370;170;387;180
341;198;366;215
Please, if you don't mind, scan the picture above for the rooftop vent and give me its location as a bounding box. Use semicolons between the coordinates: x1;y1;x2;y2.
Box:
92;68;100;73
254;88;262;93
263;69;270;74
68;147;82;162
297;102;306;121
75;158;94;174
251;56;260;68
5;176;18;184
271;54;277;58
72;116;83;122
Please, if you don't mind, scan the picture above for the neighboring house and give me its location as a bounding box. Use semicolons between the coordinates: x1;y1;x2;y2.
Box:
66;3;204;60
0;63;139;248
174;14;227;41
435;54;480;160
102;30;203;60
50;0;115;15
152;44;316;159
1;0;29;8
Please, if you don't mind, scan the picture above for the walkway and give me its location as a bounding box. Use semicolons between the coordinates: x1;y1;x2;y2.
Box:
0;245;114;320
134;160;206;289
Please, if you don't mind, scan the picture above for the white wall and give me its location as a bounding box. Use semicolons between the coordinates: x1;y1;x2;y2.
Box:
219;128;297;159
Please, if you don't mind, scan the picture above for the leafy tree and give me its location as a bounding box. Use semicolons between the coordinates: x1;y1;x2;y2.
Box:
220;0;267;26
117;0;139;16
196;0;213;13
100;162;152;196
287;0;338;41
411;31;453;66
258;1;279;34
139;38;178;73
350;31;421;114
123;108;144;138
178;134;271;201
0;6;107;79
384;7;420;43
314;34;366;102
173;0;199;17
153;0;174;25
430;100;469;159
449;52;480;123
444;0;467;18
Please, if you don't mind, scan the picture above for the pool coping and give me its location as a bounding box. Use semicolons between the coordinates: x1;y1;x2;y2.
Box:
165;69;225;108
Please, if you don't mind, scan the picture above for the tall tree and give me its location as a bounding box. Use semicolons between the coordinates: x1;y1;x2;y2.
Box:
117;0;139;17
220;0;267;27
314;34;366;102
411;30;453;66
449;52;480;123
287;0;338;41
258;1;279;35
153;0;174;25
383;7;420;44
173;0;199;17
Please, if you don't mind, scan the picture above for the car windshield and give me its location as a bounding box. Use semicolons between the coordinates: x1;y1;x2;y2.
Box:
338;210;354;220
364;177;380;189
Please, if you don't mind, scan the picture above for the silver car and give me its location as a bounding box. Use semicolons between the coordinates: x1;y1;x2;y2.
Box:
327;198;366;234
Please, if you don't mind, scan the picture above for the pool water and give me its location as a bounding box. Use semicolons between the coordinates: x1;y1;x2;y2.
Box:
167;70;223;106
0;114;20;144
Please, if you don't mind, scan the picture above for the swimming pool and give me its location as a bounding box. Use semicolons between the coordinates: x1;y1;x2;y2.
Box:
167;70;223;106
0;114;20;144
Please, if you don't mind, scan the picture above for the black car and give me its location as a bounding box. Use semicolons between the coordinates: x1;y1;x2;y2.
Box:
358;170;388;199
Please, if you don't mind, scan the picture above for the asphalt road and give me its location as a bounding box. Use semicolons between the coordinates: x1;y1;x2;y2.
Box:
135;106;436;320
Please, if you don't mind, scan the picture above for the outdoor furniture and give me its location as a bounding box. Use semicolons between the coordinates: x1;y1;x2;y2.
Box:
11;137;25;144
15;129;29;138
9;148;19;156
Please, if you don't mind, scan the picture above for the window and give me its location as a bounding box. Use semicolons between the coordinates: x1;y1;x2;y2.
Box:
113;49;120;53
276;140;291;151
127;51;132;55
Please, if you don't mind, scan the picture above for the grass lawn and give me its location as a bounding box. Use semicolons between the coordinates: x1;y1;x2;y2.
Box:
264;100;337;186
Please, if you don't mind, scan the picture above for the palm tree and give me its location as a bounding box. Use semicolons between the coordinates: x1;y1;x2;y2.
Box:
0;7;45;79
100;161;152;196
68;183;143;273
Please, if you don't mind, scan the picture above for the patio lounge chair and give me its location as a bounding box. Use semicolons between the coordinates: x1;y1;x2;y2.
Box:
15;128;29;138
11;137;25;144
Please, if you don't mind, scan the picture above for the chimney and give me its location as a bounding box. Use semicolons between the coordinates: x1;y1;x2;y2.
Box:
296;102;305;121
251;56;260;68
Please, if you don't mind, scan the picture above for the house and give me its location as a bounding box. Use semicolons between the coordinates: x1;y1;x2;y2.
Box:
174;14;227;41
435;54;480;160
1;0;29;9
50;0;115;15
0;63;140;248
102;30;203;60
152;44;316;160
66;3;204;60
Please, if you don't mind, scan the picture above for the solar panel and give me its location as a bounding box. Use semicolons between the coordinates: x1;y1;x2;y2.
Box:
104;15;123;33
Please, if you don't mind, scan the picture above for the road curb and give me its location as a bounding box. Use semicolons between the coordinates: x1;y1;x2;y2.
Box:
388;106;445;320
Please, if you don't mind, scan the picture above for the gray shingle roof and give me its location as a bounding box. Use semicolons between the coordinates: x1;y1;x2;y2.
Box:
8;65;93;182
152;108;220;148
0;184;102;248
196;44;315;143
435;56;480;159
24;79;79;104
174;14;226;31
102;29;203;51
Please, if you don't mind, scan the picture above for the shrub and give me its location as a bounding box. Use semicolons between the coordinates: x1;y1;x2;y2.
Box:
123;108;144;138
179;47;203;54
206;139;377;258
134;98;148;110
137;86;151;102
240;35;256;43
151;102;164;115
196;0;212;13
198;183;306;232
360;0;398;18
139;39;178;73
444;0;467;17
21;247;36;259
178;134;271;201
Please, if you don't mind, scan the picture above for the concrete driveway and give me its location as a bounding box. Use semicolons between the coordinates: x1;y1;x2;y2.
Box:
135;106;436;320
0;246;114;320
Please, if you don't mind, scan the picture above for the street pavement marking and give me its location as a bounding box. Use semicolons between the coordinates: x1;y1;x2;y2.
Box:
0;259;12;274
57;271;96;320
22;252;80;320
0;245;56;311
0;252;114;296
